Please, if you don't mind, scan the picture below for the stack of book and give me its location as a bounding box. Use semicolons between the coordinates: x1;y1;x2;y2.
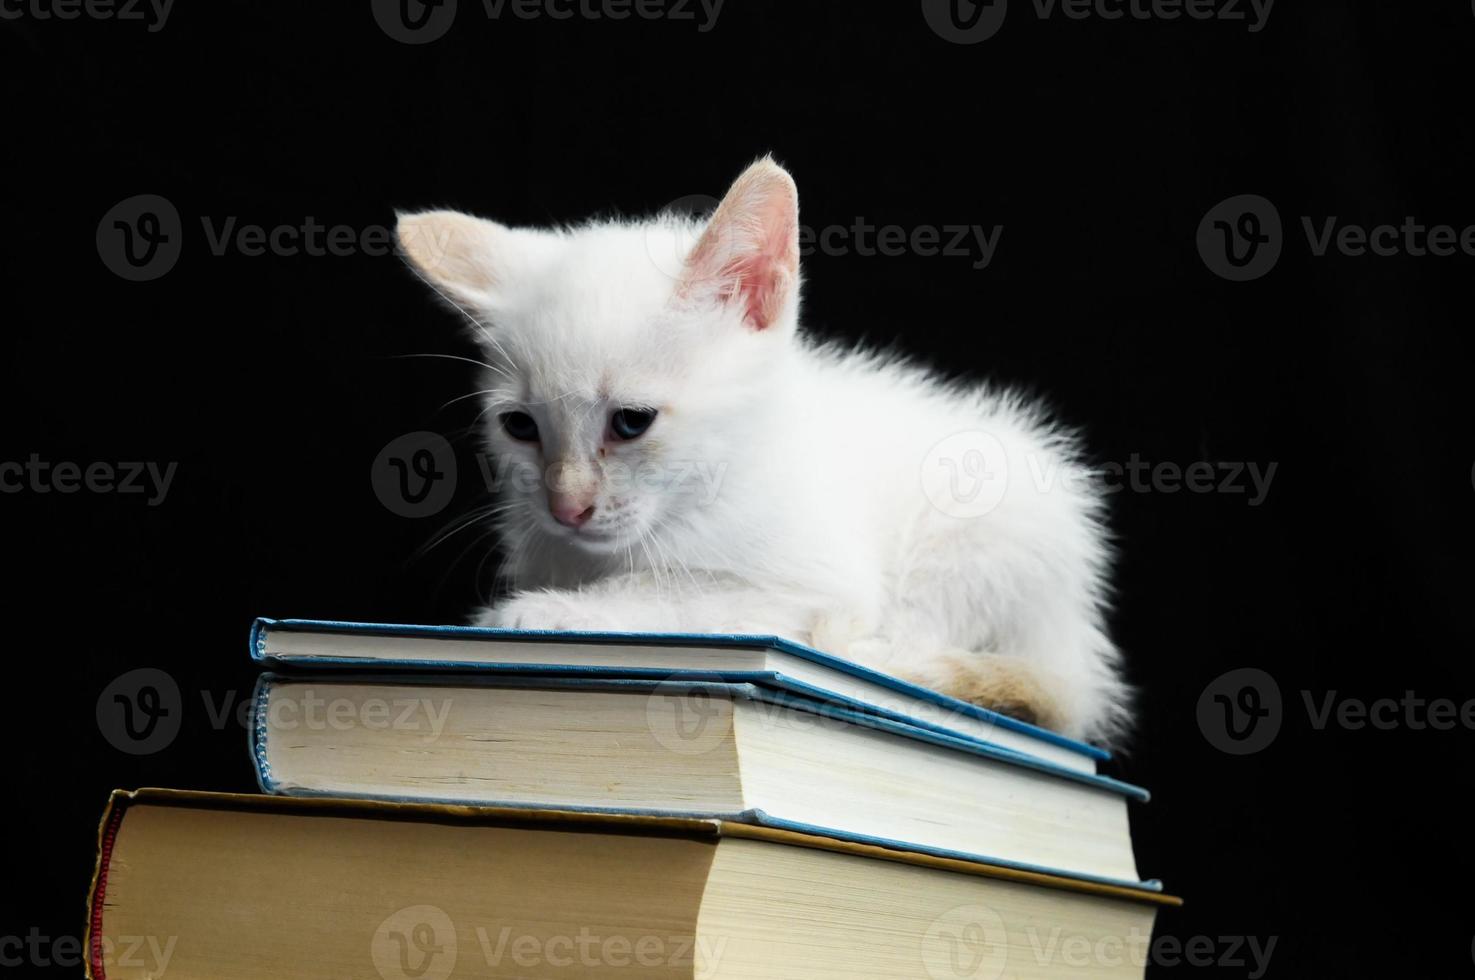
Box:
87;618;1177;979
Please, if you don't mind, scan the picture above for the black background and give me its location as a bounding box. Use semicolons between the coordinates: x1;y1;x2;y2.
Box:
4;1;1475;976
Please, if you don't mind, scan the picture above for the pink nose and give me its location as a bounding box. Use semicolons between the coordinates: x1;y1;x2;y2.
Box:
550;496;596;528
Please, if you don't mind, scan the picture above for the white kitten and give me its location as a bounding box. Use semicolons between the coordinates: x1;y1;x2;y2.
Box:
395;157;1130;744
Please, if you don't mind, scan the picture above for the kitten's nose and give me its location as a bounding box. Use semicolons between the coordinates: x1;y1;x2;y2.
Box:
550;494;596;528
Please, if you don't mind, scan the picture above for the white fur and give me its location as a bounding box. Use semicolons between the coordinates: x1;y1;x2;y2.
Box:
396;158;1130;744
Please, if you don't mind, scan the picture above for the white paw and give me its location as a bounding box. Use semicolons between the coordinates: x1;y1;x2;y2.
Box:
482;591;641;633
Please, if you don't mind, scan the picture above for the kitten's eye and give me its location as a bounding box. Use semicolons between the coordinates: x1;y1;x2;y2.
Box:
610;407;658;441
499;411;539;442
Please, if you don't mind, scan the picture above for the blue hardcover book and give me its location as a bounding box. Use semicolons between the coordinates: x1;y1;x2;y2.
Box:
249;670;1161;893
251;617;1110;775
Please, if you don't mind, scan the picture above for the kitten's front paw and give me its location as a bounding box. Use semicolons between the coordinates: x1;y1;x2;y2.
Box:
481;591;597;631
480;590;651;633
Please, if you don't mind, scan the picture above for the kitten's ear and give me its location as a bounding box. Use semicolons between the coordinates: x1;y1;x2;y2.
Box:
395;210;516;310
679;157;800;332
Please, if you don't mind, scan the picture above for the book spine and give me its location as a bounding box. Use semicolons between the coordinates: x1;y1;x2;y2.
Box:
249;675;276;793
247;616;276;664
86;792;130;980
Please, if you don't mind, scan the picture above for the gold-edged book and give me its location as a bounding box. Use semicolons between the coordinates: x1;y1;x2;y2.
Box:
87;788;1179;980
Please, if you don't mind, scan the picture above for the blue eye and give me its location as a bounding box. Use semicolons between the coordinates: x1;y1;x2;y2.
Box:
610;407;658;440
499;411;539;442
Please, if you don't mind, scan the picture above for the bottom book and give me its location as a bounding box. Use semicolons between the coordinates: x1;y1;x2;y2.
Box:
87;788;1180;980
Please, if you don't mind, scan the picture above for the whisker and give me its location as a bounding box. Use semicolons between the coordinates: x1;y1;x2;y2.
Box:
651;521;702;592
416;501;521;557
429;524;502;606
393;352;510;375
400;264;521;371
635;526;666;597
439;388;504;412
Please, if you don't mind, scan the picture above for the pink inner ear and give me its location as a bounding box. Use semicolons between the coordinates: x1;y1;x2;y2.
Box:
681;166;799;331
725;248;794;331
